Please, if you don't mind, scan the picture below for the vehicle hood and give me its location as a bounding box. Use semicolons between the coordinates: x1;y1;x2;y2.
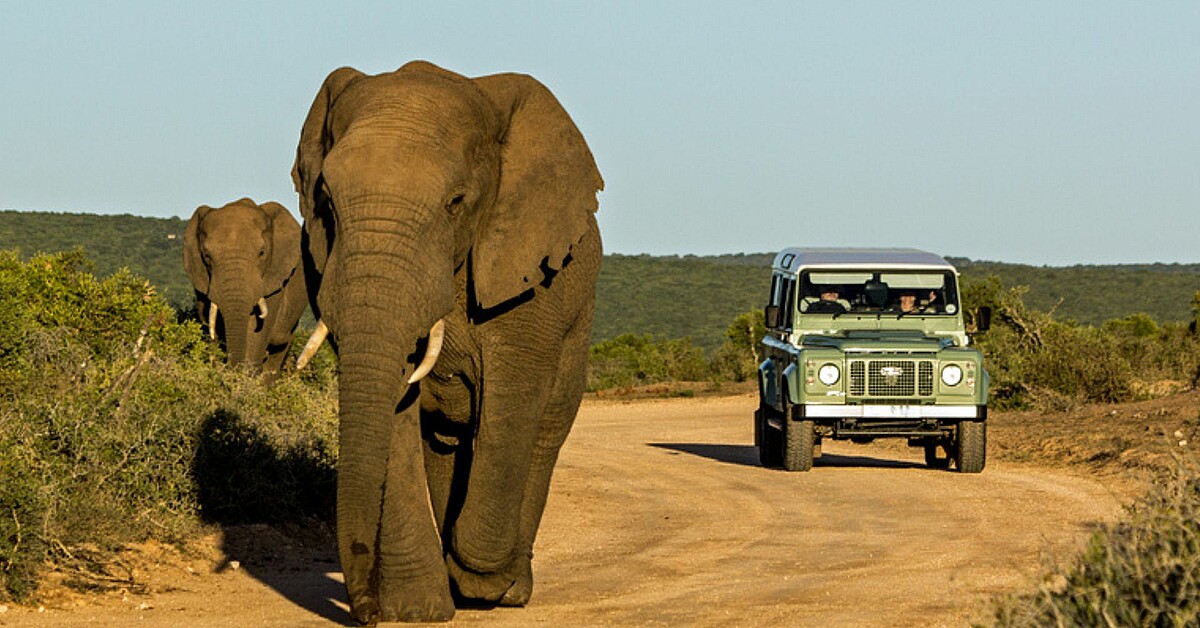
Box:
799;330;955;353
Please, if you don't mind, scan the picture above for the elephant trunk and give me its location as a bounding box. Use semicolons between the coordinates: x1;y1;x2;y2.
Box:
209;268;266;370
326;202;458;610
334;305;449;610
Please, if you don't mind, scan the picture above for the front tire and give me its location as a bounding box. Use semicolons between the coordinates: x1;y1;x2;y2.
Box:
783;419;815;472
954;421;986;473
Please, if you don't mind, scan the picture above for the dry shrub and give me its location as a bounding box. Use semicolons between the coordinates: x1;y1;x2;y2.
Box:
991;450;1200;626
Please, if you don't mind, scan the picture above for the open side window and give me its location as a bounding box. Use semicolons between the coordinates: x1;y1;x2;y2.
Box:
765;273;796;329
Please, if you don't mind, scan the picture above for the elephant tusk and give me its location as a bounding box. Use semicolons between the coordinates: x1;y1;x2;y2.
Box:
257;297;269;319
208;303;218;340
408;319;446;384
295;320;328;370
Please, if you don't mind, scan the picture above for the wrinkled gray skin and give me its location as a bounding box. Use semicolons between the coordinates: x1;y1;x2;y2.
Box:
183;198;307;378
292;61;602;623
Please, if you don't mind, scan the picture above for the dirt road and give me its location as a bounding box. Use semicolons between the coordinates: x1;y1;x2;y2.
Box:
1;394;1128;627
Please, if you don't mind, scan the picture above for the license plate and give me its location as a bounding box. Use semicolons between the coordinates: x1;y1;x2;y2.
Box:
862;405;920;419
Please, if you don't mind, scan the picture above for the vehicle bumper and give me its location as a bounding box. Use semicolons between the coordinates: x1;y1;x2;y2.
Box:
801;404;985;420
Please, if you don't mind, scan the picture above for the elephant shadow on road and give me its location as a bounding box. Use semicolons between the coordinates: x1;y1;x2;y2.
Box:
192;410;353;625
649;443;927;470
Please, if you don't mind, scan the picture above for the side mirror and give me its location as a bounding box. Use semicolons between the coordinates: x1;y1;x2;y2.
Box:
764;305;780;329
975;306;992;332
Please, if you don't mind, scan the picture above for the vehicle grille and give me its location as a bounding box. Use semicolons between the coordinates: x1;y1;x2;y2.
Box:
848;358;935;399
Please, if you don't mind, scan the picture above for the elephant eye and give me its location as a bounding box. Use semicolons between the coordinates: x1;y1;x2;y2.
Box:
445;193;466;215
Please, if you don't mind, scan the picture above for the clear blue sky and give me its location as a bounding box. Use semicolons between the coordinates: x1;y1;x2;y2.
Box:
2;1;1197;265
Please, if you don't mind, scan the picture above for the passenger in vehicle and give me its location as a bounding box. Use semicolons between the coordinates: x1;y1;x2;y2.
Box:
895;290;939;313
920;290;941;312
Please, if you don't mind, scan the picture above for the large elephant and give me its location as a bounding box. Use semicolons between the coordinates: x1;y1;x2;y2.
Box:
291;61;602;623
183;198;308;376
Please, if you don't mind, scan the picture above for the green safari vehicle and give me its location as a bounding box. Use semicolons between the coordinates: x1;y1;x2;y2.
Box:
755;248;990;473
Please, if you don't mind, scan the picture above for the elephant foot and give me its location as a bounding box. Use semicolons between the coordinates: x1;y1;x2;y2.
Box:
349;579;455;624
348;592;379;625
499;557;533;607
446;552;518;604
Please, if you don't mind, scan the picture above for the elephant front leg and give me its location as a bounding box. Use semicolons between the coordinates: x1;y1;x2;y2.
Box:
499;320;591;607
445;358;553;602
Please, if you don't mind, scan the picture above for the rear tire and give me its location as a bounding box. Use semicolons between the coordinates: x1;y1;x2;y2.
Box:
954;421;986;473
783;419;815;472
757;409;782;468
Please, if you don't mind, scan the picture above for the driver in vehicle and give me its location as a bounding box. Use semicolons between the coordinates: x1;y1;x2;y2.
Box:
802;286;851;313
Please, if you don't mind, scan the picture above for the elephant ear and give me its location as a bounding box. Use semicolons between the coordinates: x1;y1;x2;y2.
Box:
260;201;302;296
183;205;215;295
292;66;364;273
471;73;604;310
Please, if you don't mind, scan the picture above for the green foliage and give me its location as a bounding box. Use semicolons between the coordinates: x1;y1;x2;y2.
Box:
0;250;337;602
0;249;204;391
953;257;1200;326
0;210;192;310
593;253;1200;351
594;254;768;351
4;210;1200;348
709;309;766;383
587;334;708;391
963;276;1200;410
1191;290;1200;332
586;309;767;389
992;454;1200;626
1105;312;1161;337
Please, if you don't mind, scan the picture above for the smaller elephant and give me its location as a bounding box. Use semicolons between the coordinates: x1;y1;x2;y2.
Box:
183;198;307;376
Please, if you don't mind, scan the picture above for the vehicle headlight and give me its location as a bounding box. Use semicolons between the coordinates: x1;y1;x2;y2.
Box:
941;364;963;386
818;363;840;386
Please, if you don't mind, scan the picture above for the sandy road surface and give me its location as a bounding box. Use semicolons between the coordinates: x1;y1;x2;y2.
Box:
1;394;1127;627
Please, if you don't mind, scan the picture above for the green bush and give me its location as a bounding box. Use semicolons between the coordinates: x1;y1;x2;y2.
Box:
963;276;1200;410
587;333;707;391
992;453;1200;626
708;309;765;383
0;250;338;602
586;310;766;390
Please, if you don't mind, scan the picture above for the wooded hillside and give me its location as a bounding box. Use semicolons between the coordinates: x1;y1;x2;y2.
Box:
0;210;190;307
2;210;1197;350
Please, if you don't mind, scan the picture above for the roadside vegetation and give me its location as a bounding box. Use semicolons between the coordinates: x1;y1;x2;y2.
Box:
587;310;764;391
1;244;1199;624
965;277;1200;411
0;251;337;601
991;452;1200;626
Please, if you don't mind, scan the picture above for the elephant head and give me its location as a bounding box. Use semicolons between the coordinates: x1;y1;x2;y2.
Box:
292;61;602;622
183;198;303;371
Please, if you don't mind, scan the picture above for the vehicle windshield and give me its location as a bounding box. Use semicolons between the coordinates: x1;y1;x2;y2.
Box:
798;270;959;316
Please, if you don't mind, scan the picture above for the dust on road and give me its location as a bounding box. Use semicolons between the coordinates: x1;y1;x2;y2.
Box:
1;394;1127;627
